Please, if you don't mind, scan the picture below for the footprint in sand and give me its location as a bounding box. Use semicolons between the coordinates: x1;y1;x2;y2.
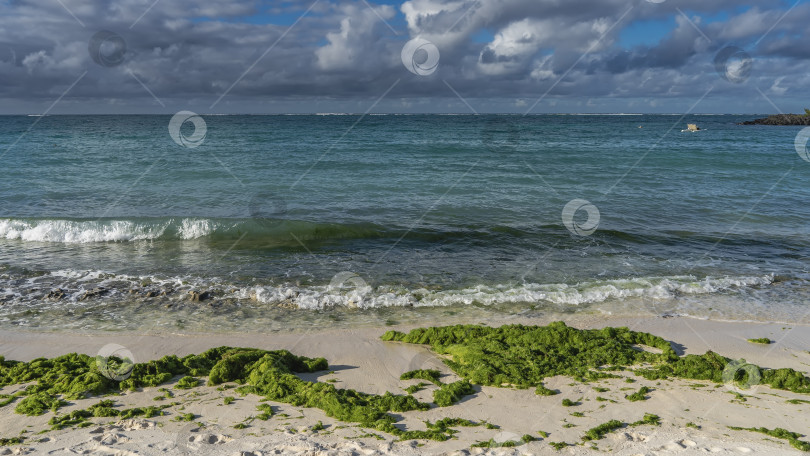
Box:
92;433;130;445
660;441;687;451
191;434;231;445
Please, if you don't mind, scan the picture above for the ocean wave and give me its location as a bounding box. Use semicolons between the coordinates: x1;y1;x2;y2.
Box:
243;274;774;310
0;217;383;244
0;266;775;312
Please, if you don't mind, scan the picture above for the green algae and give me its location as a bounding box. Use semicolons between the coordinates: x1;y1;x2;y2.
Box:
400;369;442;386
381;323;674;389
747;338;773;345
0;437;24;446
549;441;568;450
404;382;428;394
382;323;810;397
0;392;22;407
256;403;273;420
626;386;651;402
1;347;477;441
535;383;559;396
174;412;195;422
47;401;170;430
631;413;660;426
582;413;660;442
521;434;537;443
175;376;200;389
583;420;624;441
223;396;235;405
433;380;474;407
561;398;579;407
729;426;810;451
787;399;810;405
15;392;67;416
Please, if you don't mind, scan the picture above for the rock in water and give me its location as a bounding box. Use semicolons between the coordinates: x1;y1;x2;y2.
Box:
740;114;810;126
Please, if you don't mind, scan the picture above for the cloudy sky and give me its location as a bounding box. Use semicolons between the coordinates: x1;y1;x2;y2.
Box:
0;0;807;114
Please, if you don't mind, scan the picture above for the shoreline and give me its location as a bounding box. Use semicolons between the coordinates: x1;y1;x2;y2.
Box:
2;315;810;454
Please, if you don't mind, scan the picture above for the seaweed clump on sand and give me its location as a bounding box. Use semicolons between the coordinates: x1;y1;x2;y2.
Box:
400;369;442;386
381;322;675;387
729;426;810;451
381;322;810;395
0;347;478;441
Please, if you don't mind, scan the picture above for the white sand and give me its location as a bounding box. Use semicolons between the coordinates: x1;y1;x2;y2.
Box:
1;315;809;455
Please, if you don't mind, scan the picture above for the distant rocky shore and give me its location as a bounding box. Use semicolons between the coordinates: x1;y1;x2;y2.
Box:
740;110;810;125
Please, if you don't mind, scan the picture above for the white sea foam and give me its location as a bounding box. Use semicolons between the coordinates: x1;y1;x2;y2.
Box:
0;218;217;243
244;274;774;310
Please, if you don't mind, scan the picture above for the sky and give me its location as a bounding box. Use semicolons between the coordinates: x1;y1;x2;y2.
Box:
0;0;807;114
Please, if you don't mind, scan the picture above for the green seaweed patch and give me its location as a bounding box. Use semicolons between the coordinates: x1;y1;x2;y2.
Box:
48;401;170;430
583;420;624;441
729;426;810;451
747;338;773;345
256;403;273;420
175;376;200;389
635;352;810;394
381;322;675;388
561;398;580;407
0;392;23;407
400;369;442;386
0;437;24;446
174;412;195;422
787;399;810;405
471;438;519;448
538;430;549;438
433;380;474;407
535;383;559;396
582;414;660;441
626;386;651;402
631;413;660;427
521;434;537;443
549;441;568;450
382;323;810;396
404;382;429;394
223;396;235;405
14;392;67;416
686;422;701;429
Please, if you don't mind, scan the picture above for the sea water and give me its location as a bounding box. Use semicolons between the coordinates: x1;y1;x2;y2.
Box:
1;114;808;332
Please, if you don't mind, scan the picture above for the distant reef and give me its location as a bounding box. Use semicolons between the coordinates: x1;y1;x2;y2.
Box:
740;110;810;125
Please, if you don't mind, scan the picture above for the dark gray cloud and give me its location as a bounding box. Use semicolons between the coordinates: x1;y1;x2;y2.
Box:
0;0;808;113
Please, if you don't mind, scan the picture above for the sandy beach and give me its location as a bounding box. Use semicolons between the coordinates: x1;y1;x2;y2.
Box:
1;315;809;455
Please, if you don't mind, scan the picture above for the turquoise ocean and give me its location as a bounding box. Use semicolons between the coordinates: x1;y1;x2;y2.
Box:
1;114;809;332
